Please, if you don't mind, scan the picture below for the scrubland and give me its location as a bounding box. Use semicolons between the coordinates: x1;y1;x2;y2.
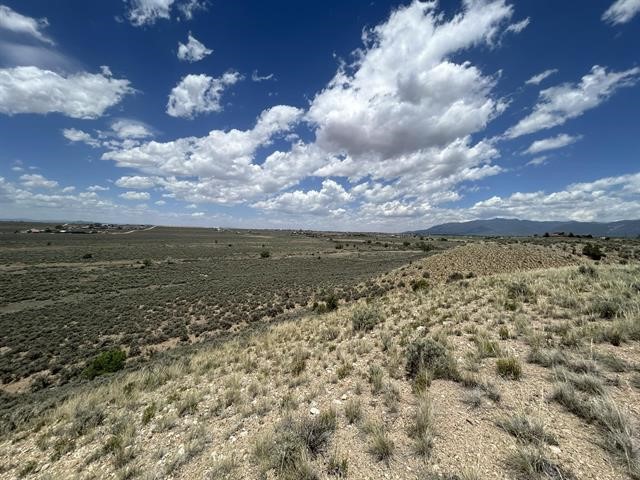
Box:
1;235;639;480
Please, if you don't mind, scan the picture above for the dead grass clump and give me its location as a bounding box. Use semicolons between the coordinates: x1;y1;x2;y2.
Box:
507;445;575;480
327;450;348;477
71;400;105;436
366;422;395;463
205;456;238;480
474;335;503;358
344;398;362;424
462;388;483;409
291;348;309;376
554;368;605;396
497;414;558;445
527;348;566;368
255;409;337;479
368;365;384;394
552;383;640;478
409;393;435;458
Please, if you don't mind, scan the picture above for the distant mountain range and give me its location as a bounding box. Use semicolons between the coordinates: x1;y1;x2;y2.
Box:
409;218;640;237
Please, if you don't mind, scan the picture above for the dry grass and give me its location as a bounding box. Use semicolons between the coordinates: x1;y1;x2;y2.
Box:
1;246;639;480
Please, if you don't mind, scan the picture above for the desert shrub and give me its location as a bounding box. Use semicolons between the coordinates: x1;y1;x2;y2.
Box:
410;279;429;292
260;250;270;258
496;357;522;380
583;243;605;260
352;305;382;332
383;382;400;413
83;348;126;379
446;272;464;283
578;265;597;277
593;352;630;372
405;338;459;381
507;281;534;302
590;297;621;319
50;436;75;460
552;385;640;477
418;242;434;252
325;294;339;311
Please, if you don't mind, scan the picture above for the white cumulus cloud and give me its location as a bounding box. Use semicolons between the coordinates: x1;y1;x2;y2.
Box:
166;71;241;118
253;179;352;215
63;128;101;147
20;174;58;189
177;33;212;62
110;119;154;139
119;191;150;200
115;176;157;189
124;0;207;26
0;66;134;119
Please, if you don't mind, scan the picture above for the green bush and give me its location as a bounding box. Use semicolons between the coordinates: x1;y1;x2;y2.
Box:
496;357;522;380
410;279;429;292
352;305;382;332
325;294;339;311
507;282;534;302
405;338;459;381
583;244;605;260
446;272;464;283
418;242;434;252
83;348;126;379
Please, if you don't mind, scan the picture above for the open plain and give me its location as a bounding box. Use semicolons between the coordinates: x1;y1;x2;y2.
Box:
1;225;639;480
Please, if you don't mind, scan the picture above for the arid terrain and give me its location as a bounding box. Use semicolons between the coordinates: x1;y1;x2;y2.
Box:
1;230;639;479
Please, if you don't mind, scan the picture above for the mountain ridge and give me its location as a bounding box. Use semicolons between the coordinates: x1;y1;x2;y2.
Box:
408;218;640;237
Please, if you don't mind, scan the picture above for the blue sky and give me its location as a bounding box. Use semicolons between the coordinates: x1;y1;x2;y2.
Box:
0;0;639;231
